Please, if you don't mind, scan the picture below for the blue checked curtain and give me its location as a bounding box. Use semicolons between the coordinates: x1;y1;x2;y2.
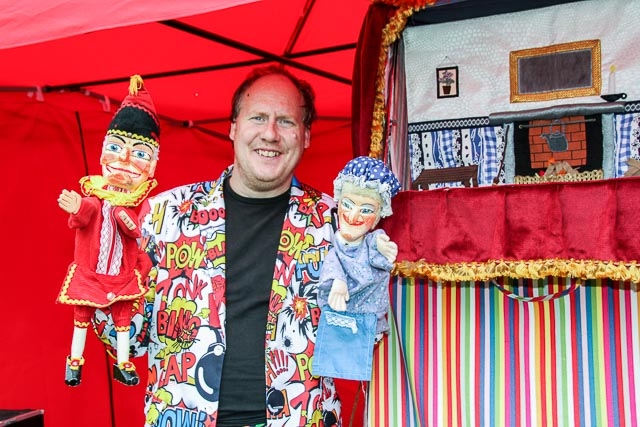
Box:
409;126;504;187
615;112;640;177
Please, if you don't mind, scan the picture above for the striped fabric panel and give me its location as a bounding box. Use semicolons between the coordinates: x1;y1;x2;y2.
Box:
367;294;420;427
368;277;640;426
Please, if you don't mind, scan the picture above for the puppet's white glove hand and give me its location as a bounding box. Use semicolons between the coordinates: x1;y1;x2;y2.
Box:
376;233;398;263
327;279;349;312
58;189;82;215
118;210;137;230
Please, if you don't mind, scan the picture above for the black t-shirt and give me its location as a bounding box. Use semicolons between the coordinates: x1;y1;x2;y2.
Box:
216;178;289;426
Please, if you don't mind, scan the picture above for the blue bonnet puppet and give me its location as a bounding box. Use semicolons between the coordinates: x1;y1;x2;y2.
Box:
312;156;401;381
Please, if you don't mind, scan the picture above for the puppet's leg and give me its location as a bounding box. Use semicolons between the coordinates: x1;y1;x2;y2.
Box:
111;300;140;386
65;306;92;386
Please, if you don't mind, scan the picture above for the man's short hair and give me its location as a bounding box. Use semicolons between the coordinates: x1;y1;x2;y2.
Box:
230;65;317;129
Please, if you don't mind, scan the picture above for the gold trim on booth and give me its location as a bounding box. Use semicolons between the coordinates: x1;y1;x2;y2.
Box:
392;258;640;283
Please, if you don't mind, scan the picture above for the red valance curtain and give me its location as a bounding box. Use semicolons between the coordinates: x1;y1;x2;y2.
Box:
351;0;443;158
380;177;640;282
351;2;398;158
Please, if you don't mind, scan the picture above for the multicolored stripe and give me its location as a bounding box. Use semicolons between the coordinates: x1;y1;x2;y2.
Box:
368;277;640;426
367;284;420;426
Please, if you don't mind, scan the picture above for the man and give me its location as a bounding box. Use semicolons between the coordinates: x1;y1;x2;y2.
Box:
96;65;342;426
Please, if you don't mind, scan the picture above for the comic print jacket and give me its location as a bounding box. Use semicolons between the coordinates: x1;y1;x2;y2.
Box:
95;167;341;427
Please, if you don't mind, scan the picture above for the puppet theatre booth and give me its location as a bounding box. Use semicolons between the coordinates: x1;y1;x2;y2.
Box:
0;1;371;426
353;0;640;426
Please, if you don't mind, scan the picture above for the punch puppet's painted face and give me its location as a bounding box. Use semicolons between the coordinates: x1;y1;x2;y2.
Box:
337;189;382;244
100;134;157;191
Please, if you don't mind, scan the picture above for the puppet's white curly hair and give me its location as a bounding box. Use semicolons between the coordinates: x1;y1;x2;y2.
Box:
333;156;401;218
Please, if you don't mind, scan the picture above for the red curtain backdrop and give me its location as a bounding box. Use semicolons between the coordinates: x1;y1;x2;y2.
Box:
351;3;398;158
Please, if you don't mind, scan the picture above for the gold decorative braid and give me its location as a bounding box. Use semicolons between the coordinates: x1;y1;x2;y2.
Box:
514;169;603;184
369;0;438;158
74;320;91;328
106;128;160;148
393;258;640;283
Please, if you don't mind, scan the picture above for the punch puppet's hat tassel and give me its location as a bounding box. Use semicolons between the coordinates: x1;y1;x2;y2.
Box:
128;74;144;96
106;74;160;148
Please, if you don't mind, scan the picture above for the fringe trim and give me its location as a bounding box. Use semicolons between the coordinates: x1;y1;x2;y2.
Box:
393;258;640;283
73;320;91;328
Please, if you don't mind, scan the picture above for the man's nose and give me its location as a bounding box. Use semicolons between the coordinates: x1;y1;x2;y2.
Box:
262;119;279;141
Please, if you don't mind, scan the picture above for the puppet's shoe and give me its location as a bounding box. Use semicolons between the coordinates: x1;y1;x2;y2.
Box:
113;361;139;386
65;356;84;386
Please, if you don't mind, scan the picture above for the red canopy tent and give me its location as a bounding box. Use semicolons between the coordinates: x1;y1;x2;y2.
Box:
0;1;371;426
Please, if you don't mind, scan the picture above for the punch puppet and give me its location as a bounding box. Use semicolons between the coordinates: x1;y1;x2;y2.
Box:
313;156;401;381
57;75;159;386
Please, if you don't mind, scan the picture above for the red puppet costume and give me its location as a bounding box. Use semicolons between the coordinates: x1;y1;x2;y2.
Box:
57;75;159;387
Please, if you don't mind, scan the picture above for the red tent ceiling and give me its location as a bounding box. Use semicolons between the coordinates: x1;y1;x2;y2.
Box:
0;0;370;141
0;0;259;49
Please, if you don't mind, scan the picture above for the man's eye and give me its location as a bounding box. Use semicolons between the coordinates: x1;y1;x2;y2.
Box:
340;199;354;210
278;118;295;127
361;207;375;215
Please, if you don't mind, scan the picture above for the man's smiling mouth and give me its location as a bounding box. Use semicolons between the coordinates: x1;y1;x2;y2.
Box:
256;149;280;158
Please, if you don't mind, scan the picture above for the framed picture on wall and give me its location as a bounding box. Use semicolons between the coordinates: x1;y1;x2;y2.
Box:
436;66;459;98
510;40;601;102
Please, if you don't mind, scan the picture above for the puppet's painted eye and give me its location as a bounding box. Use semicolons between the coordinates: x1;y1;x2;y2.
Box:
340;198;354;210
360;205;377;215
131;149;152;161
105;142;123;153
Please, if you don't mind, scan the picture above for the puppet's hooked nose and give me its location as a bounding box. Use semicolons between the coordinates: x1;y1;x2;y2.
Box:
119;147;131;161
346;209;361;224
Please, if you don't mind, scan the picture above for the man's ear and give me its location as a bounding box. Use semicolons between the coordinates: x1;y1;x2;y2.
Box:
229;122;236;141
304;128;310;149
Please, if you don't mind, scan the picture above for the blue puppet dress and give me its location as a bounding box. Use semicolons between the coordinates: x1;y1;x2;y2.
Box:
313;228;393;381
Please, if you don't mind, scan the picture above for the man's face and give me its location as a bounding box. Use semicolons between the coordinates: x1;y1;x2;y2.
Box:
100;134;157;191
337;189;382;243
228;74;310;198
